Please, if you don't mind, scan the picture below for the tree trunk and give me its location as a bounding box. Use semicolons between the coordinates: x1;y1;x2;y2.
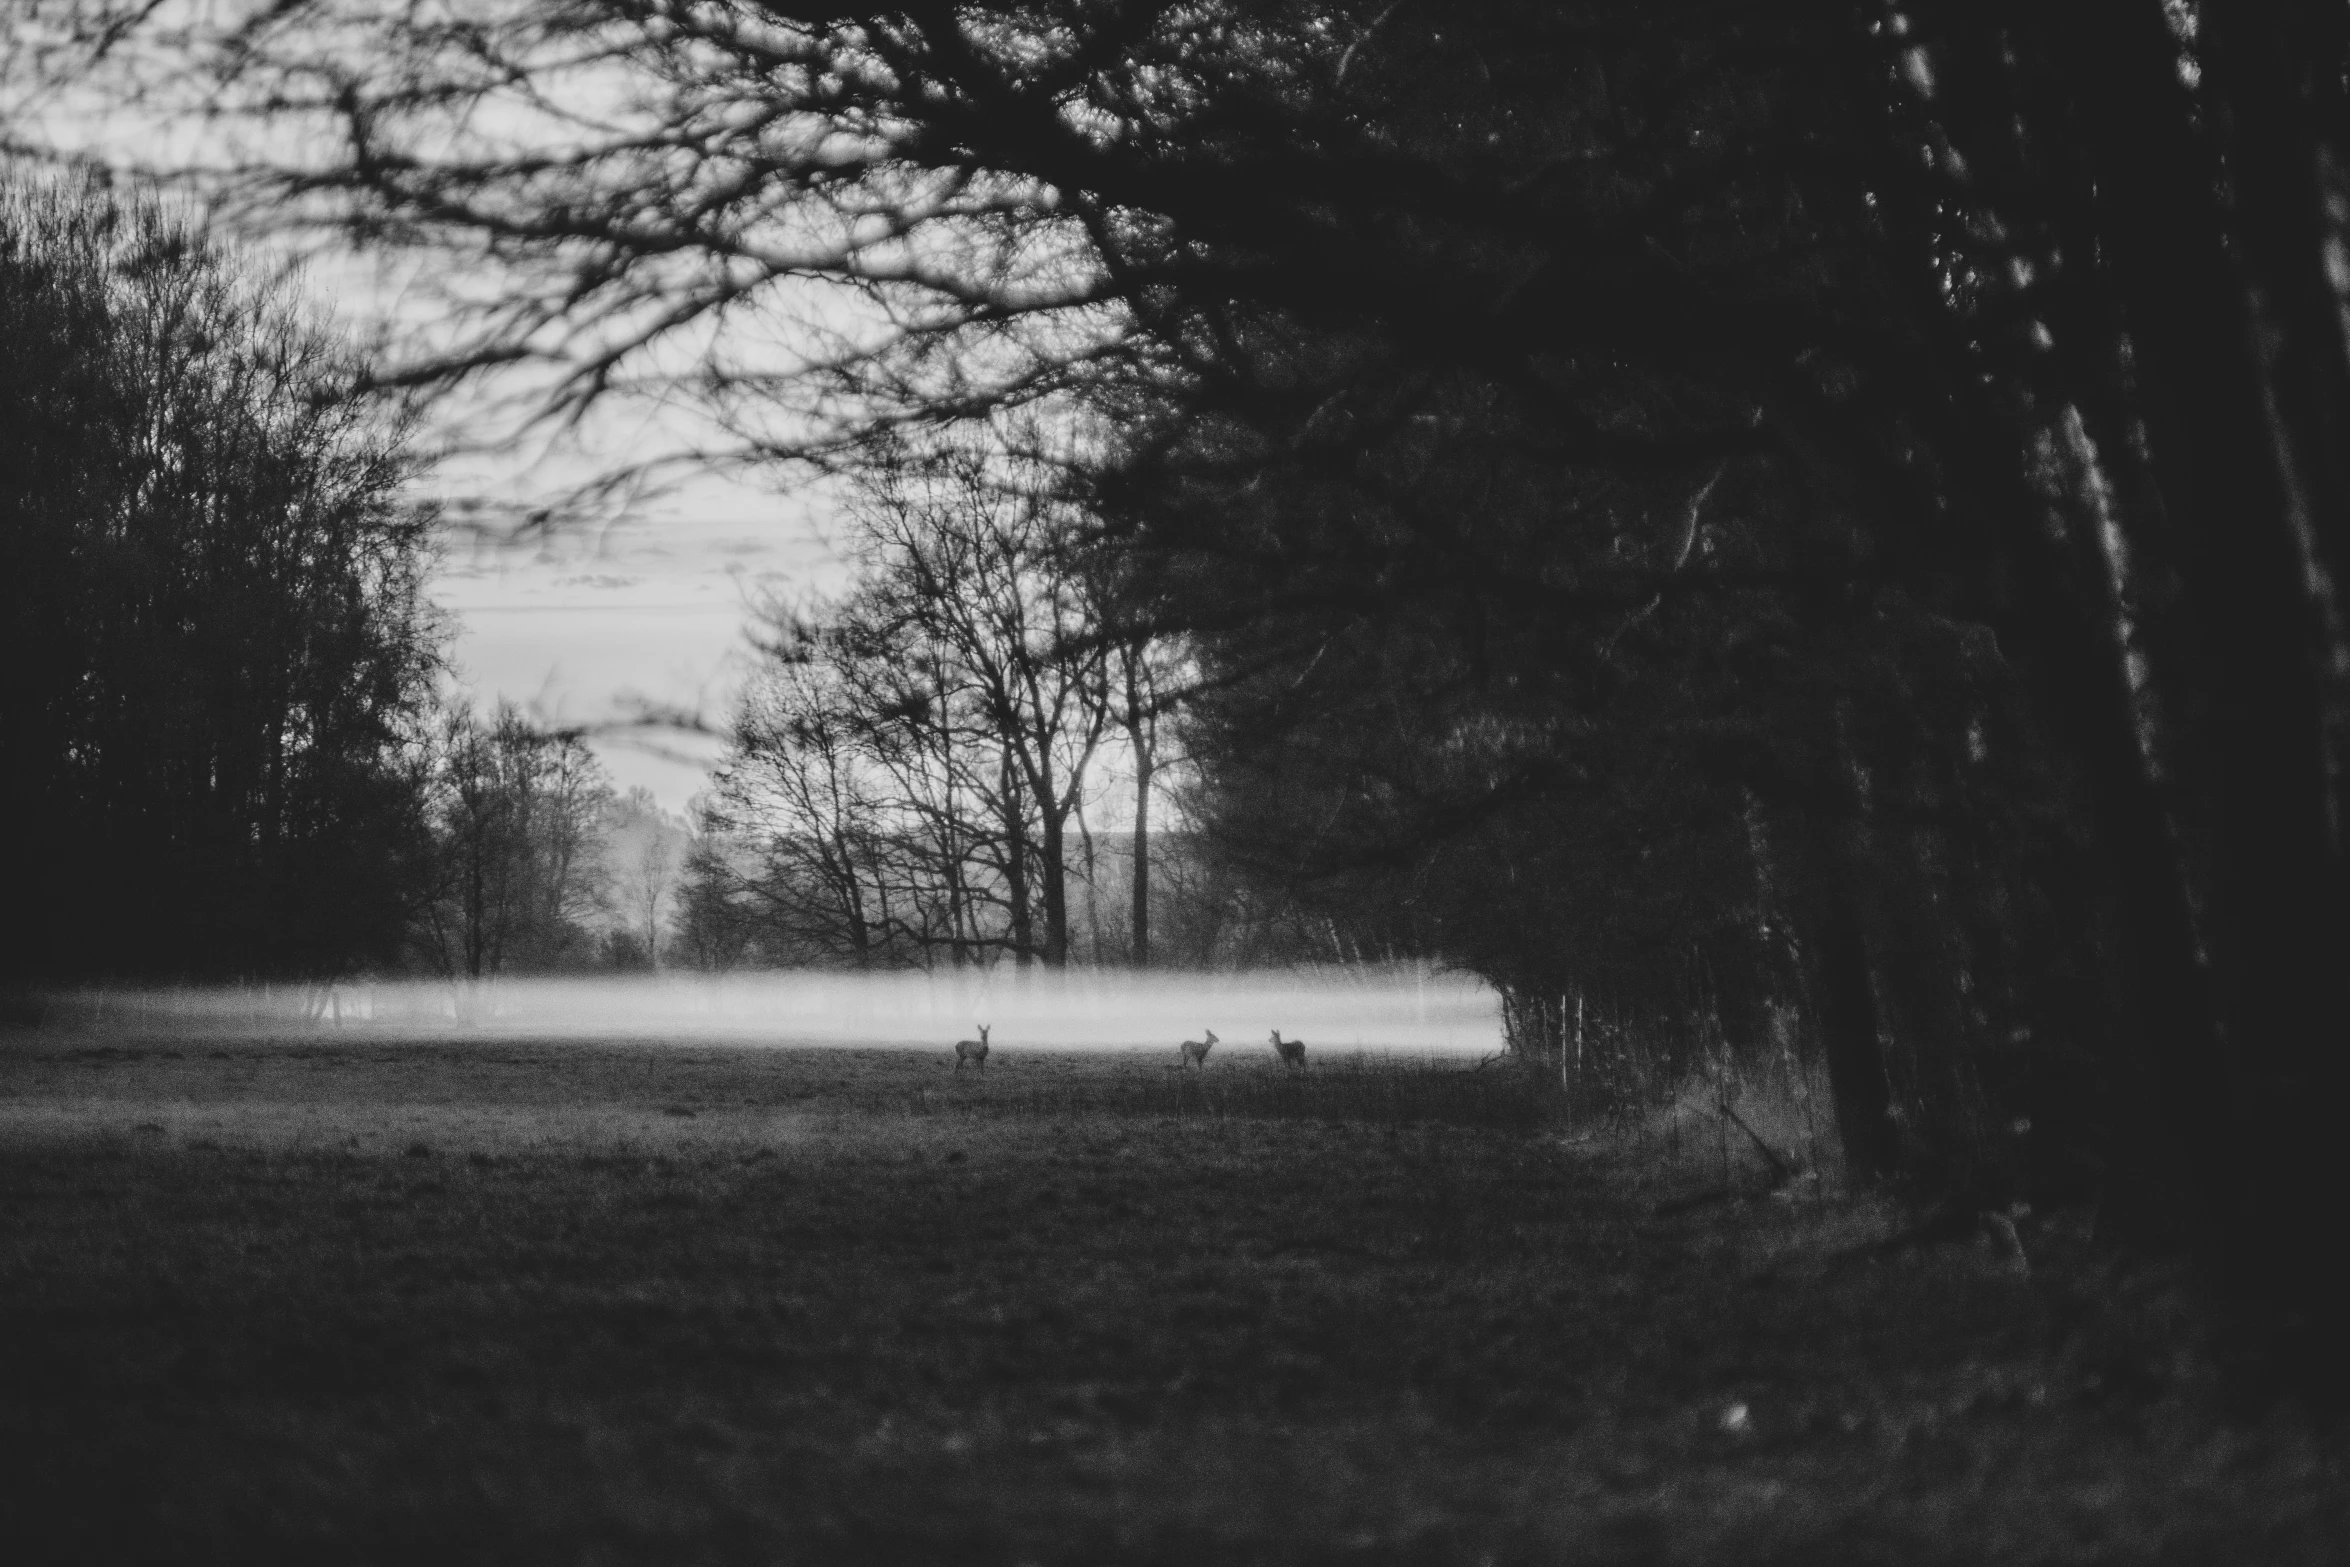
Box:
2037;3;2341;1251
837;831;872;968
1128;701;1154;969
1040;806;1069;967
2193;2;2350;1305
1786;708;1901;1184
1801;849;1899;1184
1001;752;1033;967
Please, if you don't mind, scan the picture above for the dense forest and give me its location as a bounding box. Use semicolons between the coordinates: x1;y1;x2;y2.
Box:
0;173;708;992
0;173;438;985
7;3;2347;1345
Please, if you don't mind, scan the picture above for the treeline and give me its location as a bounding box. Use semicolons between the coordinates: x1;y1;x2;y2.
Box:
0;171;695;990
676;454;1345;973
1073;5;2350;1274
24;3;2349;1317
1067;2;2349;1296
409;707;695;979
1;171;436;984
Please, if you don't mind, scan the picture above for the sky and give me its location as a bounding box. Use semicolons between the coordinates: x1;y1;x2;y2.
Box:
289;249;859;822
278;231;864;820
432;473;852;818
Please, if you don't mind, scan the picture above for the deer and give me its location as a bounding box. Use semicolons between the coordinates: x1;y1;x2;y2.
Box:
1268;1029;1306;1071
1178;1029;1219;1070
954;1024;991;1072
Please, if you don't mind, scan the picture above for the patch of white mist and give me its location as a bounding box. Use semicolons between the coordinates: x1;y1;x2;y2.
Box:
32;964;1503;1056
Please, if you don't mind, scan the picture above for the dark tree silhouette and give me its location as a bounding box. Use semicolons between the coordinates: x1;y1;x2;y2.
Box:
0;170;440;986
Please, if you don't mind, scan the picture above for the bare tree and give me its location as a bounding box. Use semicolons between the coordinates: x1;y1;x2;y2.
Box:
415;704;612;982
851;451;1116;966
1111;634;1181;968
710;654;902;967
825;596;1006;965
602;786;688;968
3;3;1187;492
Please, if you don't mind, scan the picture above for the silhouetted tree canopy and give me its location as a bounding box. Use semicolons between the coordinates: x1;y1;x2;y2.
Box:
0;169;441;983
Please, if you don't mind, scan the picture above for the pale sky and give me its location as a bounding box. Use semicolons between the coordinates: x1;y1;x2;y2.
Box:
290;249;859;819
432;474;852;817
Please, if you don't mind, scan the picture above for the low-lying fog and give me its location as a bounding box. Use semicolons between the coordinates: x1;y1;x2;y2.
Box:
35;964;1503;1056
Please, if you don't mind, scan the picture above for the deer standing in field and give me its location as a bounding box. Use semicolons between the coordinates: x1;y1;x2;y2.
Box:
1179;1029;1219;1070
955;1024;991;1072
1268;1030;1306;1071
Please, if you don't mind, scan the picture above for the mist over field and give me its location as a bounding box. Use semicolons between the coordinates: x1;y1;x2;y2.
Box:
36;964;1503;1055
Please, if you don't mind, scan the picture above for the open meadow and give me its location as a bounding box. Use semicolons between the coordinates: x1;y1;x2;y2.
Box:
2;1028;2343;1565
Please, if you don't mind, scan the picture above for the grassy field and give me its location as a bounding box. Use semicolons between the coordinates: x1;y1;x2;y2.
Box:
0;1032;2341;1565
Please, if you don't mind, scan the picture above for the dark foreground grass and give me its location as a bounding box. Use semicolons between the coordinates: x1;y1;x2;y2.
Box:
0;1034;2341;1565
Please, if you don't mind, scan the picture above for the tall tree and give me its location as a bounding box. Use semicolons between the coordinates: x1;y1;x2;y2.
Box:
709;651;906;967
0;169;440;985
413;704;613;981
601;787;690;969
851;453;1117;967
